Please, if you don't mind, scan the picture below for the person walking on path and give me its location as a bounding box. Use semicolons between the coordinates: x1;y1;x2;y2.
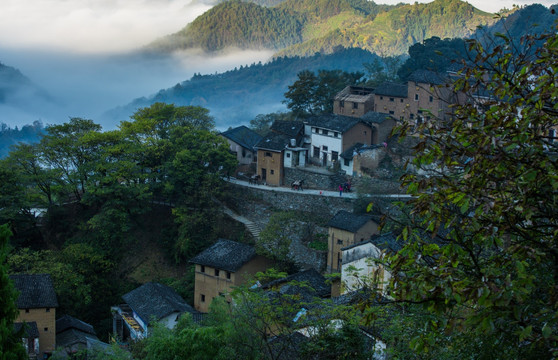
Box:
339;184;343;196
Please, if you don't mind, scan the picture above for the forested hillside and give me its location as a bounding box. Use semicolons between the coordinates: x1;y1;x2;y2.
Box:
105;47;383;128
147;0;496;57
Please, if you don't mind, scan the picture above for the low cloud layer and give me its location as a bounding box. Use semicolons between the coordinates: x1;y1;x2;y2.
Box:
0;0;211;53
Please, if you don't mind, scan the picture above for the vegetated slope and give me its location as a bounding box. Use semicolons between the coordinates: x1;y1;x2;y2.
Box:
0;63;51;105
104;47;381;128
148;0;305;52
147;0;496;57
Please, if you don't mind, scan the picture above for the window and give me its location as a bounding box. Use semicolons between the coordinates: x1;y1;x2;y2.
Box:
286;152;291;158
418;110;423;114
400;98;404;103
380;96;383;100
215;269;220;276
321;129;326;135
313;146;320;158
201;294;206;302
265;152;272;157
389;97;394;102
415;94;419;101
429;95;433;102
410;114;415;120
389;110;394;115
46;308;50;313
334;132;339;138
226;271;231;279
352;102;358;109
322;145;328;151
339;100;344;108
25;309;29;313
332;151;338;162
200;265;205;273
44;328;48;332
270;169;274;175
344;159;350;166
337;239;343;245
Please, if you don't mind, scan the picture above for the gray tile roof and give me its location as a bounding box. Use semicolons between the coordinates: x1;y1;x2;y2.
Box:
10;274;58;309
327;210;376;233
408;69;448;85
334;85;375;102
189;238;256;272
305;114;368;133
270;120;304;138
56;315;96;336
56;328;99;349
360;111;394;124
340;143;382;160
264;269;331;298
220;125;262;150
122;282;195;325
254;132;290;152
14;322;39;338
374;81;408;98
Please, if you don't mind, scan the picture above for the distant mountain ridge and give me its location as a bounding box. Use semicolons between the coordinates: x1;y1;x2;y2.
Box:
147;0;496;57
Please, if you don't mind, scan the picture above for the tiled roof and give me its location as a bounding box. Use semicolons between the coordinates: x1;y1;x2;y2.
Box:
305;114;368;133
14;322;39;338
189;238;256;272
10;274;58;309
56;315;96;336
334;85;375;102
264;269;331;298
56;328;99;349
220;125;262;150
360;111;394;124
270;120;304;138
408;69;448;85
254;132;290;152
122;282;196;325
327;210;376;233
341;232;402;256
374;82;407;98
340;143;381;160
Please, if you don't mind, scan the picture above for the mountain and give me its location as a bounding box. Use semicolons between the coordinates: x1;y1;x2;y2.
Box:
103;47;382;128
147;0;496;57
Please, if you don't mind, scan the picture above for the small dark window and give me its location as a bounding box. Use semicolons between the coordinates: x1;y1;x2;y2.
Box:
265;152;272;157
400;98;404;103
334;132;338;138
344;159;350;166
286;152;291;158
429;96;433;102
415;94;419;101
379;96;383;100
215;269;220;277
352;102;358;109
226;271;231;279
25;309;30;313
201;294;206;302
389;97;394;102
418;110;423;114
270;169;274;175
337;239;343;245
389;111;394;115
44;328;48;332
322;145;328;151
410;114;415;119
313;146;320;158
200;265;205;273
46;308;50;313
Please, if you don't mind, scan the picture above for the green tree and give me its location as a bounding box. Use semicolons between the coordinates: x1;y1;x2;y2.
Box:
0;225;27;360
387;27;558;357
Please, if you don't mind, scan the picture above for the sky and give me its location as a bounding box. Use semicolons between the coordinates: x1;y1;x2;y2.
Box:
0;0;554;129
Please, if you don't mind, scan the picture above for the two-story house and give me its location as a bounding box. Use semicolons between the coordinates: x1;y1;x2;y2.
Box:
254;120;306;186
10;273;58;358
219;125;262;166
190;239;273;313
372;82;409;120
56;314;100;357
305;114;374;167
333;85;375;118
112;282;197;341
327;211;380;275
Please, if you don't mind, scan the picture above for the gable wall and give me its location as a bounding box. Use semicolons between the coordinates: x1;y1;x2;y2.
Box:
327;221;379;273
16;307;56;357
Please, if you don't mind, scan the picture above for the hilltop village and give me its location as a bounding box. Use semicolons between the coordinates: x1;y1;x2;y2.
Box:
4;28;558;359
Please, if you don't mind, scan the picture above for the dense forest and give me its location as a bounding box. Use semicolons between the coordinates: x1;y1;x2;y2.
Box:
147;0;496;57
0;121;44;158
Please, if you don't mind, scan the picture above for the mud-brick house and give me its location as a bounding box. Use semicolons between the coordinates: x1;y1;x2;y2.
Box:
360;111;396;145
219;125;262;165
190;239;273;313
305;114;374;167
112;282;197;341
372;82;409;120
13;322;40;359
406;69;454;124
10;273;59;358
326;211;380;275
340;143;383;176
340;233;401;296
333;85;375;118
254;120;306;186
